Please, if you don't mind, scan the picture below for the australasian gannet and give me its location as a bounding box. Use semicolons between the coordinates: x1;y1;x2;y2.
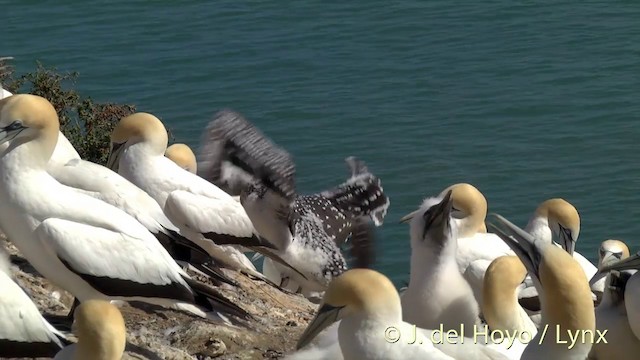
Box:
0;94;250;324
106;112;303;280
197;110;389;294
401;190;482;332
588;265;640;360
166;143;198;174
589;239;630;303
488;213;596;360
53;300;126;360
0;244;71;358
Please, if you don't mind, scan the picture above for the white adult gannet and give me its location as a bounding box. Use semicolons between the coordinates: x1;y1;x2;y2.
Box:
588;267;639;359
589;239;630;303
198;110;389;295
106;112;302;279
53;300;126;360
401;190;481;331
0;94;249;323
166;143;198;174
0;244;70;358
482;255;536;359
488;213;596;360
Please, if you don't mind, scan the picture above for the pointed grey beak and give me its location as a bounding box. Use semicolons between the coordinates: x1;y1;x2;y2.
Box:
296;303;344;350
106;142;125;172
487;213;542;283
558;225;576;256
599;252;640;273
0;121;26;144
399;209;419;224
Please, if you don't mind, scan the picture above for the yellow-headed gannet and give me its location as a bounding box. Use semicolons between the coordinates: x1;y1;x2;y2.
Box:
0;244;71;358
106;112;304;280
197;110;389;295
489;213;596;360
165;143;198;174
400;190;481;331
0;94;249;324
589;239;630;303
53;300;126;360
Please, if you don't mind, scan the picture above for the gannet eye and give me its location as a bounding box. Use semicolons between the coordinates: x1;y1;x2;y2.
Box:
3;120;24;131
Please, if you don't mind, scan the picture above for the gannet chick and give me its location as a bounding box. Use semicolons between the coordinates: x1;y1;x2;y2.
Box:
199;110;389;294
401;190;481;331
488;214;596;360
106;112;303;279
483;255;538;337
589;239;630;303
0;245;70;358
166;143;197;174
588;268;639;360
295;268;454;360
0;94;249;324
53;300;126;360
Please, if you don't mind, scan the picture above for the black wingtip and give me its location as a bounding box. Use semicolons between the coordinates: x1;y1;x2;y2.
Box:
182;275;253;322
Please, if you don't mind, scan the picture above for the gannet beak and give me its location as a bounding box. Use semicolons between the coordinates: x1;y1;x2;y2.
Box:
558;225;576;256
600;251;620;269
296;303;344;350
399;210;419;224
107;142;125;172
600;252;640;273
0;121;26;144
487;213;541;282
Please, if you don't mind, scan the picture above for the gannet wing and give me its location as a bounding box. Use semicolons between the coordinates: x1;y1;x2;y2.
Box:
198;109;296;198
36;218;196;302
347;217;377;269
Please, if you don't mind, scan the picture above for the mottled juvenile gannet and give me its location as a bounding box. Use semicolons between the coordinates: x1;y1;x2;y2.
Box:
401;190;482;331
0;94;249;323
589;239;630;303
482;255;536;359
166;143;198;174
106;112;301;278
588;267;639;360
0;245;71;358
488;214;596;360
53;300;126;360
198;110;389;294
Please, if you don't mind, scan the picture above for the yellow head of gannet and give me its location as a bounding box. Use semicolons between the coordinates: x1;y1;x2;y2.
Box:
400;183;488;236
72;300;126;360
0;94;59;165
488;214;595;358
598;239;630;269
107;112;167;171
532;198;580;255
165;143;197;174
296;268;399;350
482;255;529;332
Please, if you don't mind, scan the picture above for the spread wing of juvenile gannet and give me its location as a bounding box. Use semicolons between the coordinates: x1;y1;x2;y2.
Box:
400;190;482;331
197;109;389;294
0;94;250;324
0;244;71;358
106;112;304;280
488;213;596;360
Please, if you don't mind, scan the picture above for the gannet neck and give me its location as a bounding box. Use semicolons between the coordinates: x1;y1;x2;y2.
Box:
49;131;80;167
165;143;197;174
439;183;487;238
111;112;168;156
0;95;59;169
482;256;527;333
531;198;580;243
329;269;401;319
73;300;126;360
524;216;552;243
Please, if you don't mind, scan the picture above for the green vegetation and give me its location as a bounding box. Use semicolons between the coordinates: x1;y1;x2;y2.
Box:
0;57;136;165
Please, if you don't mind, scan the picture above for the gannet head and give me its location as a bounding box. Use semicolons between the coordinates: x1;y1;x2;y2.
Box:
107;112;168;171
296;268;399;350
482;255;527;330
488;214;595;344
165;143;197;174
408;189;456;252
597;239;629;269
73;299;126;360
533;198;580;255
0;94;59;166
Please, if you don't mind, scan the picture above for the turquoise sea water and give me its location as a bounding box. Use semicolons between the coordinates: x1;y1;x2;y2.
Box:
4;2;640;286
